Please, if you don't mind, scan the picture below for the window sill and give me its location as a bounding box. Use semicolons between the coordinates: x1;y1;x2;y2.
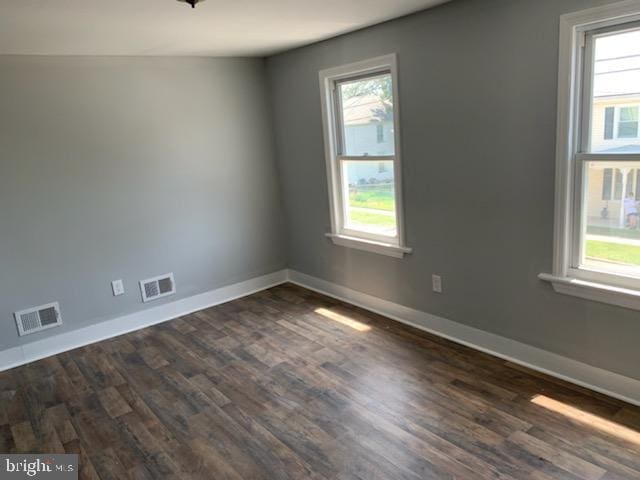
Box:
538;273;640;311
326;233;412;258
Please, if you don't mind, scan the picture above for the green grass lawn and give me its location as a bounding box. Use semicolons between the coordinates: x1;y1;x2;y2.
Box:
349;210;396;229
586;240;640;266
349;185;395;211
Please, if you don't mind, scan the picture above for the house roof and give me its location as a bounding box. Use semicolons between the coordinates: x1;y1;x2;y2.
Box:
601;145;640;154
342;94;392;126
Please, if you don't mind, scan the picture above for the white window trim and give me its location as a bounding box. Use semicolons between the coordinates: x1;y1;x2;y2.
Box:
319;54;412;258
540;0;640;310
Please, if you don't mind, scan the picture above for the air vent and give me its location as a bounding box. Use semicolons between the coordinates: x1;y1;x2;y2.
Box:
14;302;62;336
140;273;176;303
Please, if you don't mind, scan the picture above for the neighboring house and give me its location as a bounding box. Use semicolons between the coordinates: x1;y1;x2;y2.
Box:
342;94;395;184
585;51;640;227
349;160;394;185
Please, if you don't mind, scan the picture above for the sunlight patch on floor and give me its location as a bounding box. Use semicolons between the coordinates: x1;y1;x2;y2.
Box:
314;308;371;332
531;394;640;445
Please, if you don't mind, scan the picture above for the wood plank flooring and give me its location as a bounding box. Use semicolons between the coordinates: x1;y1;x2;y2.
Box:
1;283;640;479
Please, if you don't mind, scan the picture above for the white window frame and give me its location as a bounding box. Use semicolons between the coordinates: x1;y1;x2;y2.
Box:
319;54;412;258
540;0;640;310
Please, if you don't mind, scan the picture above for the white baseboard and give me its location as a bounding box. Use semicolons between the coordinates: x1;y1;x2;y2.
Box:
288;269;640;407
0;270;288;372
3;267;639;407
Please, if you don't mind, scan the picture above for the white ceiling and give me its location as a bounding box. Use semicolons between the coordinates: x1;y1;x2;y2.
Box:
0;0;449;57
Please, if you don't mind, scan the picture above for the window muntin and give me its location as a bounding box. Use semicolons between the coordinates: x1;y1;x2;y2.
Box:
574;23;640;285
320;56;405;249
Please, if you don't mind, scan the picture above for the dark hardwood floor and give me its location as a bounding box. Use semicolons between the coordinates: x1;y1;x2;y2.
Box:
1;283;639;479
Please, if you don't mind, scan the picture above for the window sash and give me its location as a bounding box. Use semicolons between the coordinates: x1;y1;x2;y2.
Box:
337;155;394;162
336;157;398;243
568;265;640;289
579;21;640;153
575;153;640;162
332;71;393;158
570;21;640;286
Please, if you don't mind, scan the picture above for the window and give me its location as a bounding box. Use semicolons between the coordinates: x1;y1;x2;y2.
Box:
603;105;640;139
541;2;640;309
618;106;639;138
319;55;410;257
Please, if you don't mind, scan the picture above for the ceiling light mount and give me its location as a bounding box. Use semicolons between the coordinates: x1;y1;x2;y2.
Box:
178;0;205;8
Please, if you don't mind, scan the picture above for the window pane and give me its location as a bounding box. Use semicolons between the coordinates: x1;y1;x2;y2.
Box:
583;162;640;275
619;121;639;139
620;106;639;122
589;28;640;153
338;74;395;156
342;160;397;237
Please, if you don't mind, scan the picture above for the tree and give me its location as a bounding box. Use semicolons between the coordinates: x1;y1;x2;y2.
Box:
343;76;392;102
342;76;393;121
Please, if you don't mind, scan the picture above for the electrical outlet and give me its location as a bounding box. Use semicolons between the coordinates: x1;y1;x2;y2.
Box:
432;274;442;294
112;279;125;297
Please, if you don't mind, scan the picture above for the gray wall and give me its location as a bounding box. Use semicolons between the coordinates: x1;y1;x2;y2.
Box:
266;0;640;381
0;56;286;350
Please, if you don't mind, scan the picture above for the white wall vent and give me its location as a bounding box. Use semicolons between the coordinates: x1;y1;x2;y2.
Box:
14;302;62;336
140;273;176;303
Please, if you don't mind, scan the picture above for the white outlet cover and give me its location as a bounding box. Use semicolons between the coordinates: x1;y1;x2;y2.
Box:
432;275;442;294
112;279;125;296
